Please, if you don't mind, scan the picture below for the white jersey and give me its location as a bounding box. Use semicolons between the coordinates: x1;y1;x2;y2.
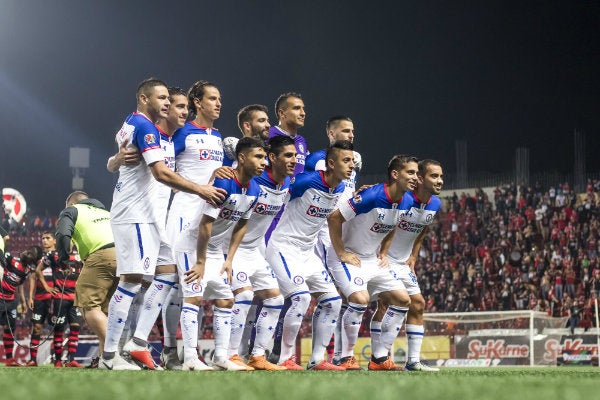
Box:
153;129;176;227
167;121;224;236
336;183;405;257
387;191;441;263
238;168;291;250
110;112;164;224
175;176;260;255
305;149;356;203
268;170;344;253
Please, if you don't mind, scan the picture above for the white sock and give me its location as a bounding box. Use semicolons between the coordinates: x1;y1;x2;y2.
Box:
180;303;199;363
369;321;384;359
253;296;283;357
162;285;182;348
280;292;311;362
134;274;177;342
213;306;232;360
333;304;347;361
122;285;147;346
341;302;367;358
104;282;141;354
406;324;424;363
239;303;257;357
310;293;342;364
197;305;205;339
228;291;253;357
378;305;407;358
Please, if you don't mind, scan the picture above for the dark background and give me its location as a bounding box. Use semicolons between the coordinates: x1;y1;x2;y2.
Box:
1;1;599;215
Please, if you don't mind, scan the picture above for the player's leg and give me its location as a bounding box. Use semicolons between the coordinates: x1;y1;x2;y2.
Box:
52;298;67;367
28;300;49;366
2;301;21;366
160;284;182;370
64;305;83;367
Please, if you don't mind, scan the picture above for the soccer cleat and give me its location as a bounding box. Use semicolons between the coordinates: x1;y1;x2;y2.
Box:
182;358;214;371
5;359;22;367
86;357;99;369
54;360;64;368
123;340;156;370
338;356;363;370
278;356;303;371
368;356;405;371
64;360;84;368
213;357;250;371
98;354;141;370
229;354;255;371
160;348;183;371
247;355;287;371
405;361;440;372
307;360;345;371
25;360;38;367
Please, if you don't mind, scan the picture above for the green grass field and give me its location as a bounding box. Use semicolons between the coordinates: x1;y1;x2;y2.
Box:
1;367;598;400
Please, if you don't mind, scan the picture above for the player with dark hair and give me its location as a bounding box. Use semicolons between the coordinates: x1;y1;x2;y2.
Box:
2;246;42;366
269;92;308;176
222;104;271;166
327;154;419;371
265;140;355;371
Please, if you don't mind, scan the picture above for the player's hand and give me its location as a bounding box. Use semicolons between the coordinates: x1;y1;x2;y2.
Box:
185;261;205;285
198;185;227;206
406;256;417;273
119;140;141;166
377;254;389;268
28;298;34;310
353;184;374;196
212;166;235;180
220;260;233;285
338;251;361;267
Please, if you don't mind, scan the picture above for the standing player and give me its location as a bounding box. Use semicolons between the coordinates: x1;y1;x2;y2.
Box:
100;78;226;371
175;137;266;371
378;159;444;371
327;155;419;371
265;140;355;371
1;247;41;366
305;115;362;365
26;231;56;366
222;104;271;166
226;136;297;371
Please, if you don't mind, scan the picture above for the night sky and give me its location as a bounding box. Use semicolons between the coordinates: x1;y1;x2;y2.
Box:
1;1;599;215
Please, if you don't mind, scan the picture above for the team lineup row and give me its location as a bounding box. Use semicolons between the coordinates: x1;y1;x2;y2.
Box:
3;77;445;372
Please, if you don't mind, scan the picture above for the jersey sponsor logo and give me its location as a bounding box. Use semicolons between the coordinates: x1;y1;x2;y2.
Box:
199;149;210;160
198;148;224;162
397;219;425;234
254;202;267;214
306;205;334;218
369;222;395;234
293;275;305;285
219;208;233;220
236;271;248;282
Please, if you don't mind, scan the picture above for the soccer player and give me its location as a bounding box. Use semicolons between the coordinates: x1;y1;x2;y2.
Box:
265;140;355;371
1;246;41;366
378;159;444;371
222;104;271;166
327;154;419;371
175;137;266;371
26;231;56;366
54;191;120;369
35;237;84;367
269;92;308;176
227;136;297;371
100;78;226;371
305;115;362;366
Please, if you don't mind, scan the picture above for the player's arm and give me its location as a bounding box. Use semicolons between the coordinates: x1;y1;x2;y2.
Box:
185;214;215;285
222;219;249;285
18;285;26;313
406;228;428;272
27;274;36;310
328;209;361;266
210;166;235;182
378;229;396;267
35;259;57;296
149;161;226;206
107;139;141;172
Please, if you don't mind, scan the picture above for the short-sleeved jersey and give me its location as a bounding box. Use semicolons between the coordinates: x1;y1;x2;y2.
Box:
42;251;81;301
269;126;308;177
387;191;441;263
305;148;357;203
269;170;344;252
201;176;260;255
239;168;291;250
33;262;54;301
337;183;405;257
172;121;223;185
1;254;30;301
111;112;165;224
153;128;176;227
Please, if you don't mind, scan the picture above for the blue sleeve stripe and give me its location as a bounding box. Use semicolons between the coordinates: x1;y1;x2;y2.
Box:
135;223;144;259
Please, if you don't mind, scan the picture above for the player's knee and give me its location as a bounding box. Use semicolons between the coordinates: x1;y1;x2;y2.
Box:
215;298;234;309
409;295;425;314
347;291;369;306
234;290;254;304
